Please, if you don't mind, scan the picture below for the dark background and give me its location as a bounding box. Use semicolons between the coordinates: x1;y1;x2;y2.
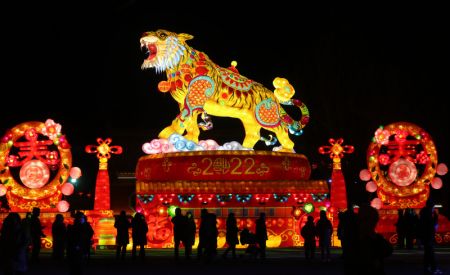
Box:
2;1;449;215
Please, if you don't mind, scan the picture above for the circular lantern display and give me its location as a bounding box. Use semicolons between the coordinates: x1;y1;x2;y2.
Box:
388;158;417;187
19;159;50;189
0;120;74;212
431;177;443;189
366;122;438;209
57;200;70;212
61;182;75;196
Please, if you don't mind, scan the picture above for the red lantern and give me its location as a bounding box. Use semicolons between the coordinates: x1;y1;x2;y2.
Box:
370;198;382;209
57;200;70;212
431;177;443;189
436;163;448;176
61;183;74;196
69;167;82;179
359;169;371;181
365;181;377;193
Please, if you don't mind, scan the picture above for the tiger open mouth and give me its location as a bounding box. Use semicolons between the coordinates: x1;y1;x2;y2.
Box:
141;43;157;61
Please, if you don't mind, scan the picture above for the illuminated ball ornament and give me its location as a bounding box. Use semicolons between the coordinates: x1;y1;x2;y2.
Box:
359;169;371;181
61;183;75;196
431;177;443;189
365;181;377;193
436;163;448;176
69;167;82;179
370;198;382;210
57;200;70;212
0;184;7;196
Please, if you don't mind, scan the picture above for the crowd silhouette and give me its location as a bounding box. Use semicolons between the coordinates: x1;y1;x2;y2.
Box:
0;204;445;275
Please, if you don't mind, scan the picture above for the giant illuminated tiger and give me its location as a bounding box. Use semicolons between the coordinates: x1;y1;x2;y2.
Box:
140;29;309;152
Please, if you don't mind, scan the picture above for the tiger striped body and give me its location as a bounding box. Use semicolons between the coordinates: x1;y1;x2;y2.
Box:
140;30;309;152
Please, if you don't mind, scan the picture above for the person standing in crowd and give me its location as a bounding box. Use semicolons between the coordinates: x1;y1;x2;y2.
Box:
67;212;85;275
418;198;443;275
80;213;94;263
30;207;46;263
223;212;239;260
171;207;188;260
315;210;332;262
52;213;67;260
353;205;392;275
255;212;268;260
197;208;209;260
131;212;148;261
301;215;316;261
185;211;196;260
395;209;406;249
114;210;131;260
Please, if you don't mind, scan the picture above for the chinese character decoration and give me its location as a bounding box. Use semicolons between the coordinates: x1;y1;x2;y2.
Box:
360;122;447;209
319;138;354;212
85;138;122;210
0;119;80;212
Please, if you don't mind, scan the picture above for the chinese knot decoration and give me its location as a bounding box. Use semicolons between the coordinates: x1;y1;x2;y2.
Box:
319;138;354;212
85;138;122;210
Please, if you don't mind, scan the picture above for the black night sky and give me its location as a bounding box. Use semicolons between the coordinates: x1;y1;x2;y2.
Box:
2;2;449;215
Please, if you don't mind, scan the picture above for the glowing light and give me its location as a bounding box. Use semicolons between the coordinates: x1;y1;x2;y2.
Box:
303;203;314;214
0;184;6;196
168;205;178;217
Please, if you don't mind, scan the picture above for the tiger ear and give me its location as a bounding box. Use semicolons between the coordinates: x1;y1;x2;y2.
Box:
178;33;194;42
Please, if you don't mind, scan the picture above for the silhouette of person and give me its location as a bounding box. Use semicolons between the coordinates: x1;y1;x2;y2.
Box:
52;213;67;260
255;212;268;260
21;212;32;262
80;213;94;262
185;211;196;260
354;205;392;275
418;198;443;274
131;212;148;261
339;208;358;274
67;212;85;275
223;212;239;259
315;210;332;262
197;208;209;260
30;207;46;263
171;207;188;260
205;212;218;262
1;212;30;274
114;210;131;260
395;209;406;249
301;215;316;260
404;208;418;249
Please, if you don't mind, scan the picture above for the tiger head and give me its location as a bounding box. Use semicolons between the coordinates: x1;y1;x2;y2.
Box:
140;29;193;73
